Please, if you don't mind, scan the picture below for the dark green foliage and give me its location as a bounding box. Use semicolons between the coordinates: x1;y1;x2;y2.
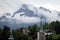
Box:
43;23;49;30
43;21;60;40
44;21;60;34
28;24;40;40
12;30;32;40
58;36;60;40
3;25;10;40
0;25;10;40
54;21;60;34
0;21;60;40
0;28;3;40
48;21;56;31
55;27;60;34
28;24;40;32
12;24;40;40
48;35;52;40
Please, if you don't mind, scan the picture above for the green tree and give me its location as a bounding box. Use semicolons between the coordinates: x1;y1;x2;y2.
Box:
0;28;3;40
12;29;32;40
3;25;10;40
58;36;60;40
48;21;60;34
43;23;49;30
28;24;40;32
48;21;56;31
28;24;40;40
54;21;60;34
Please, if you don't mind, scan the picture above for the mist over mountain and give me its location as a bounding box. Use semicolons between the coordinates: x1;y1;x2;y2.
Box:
0;4;60;29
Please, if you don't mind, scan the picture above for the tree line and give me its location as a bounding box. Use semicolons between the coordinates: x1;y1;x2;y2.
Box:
0;21;60;40
0;25;10;40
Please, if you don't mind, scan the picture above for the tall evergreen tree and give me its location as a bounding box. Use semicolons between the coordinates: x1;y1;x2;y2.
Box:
3;25;10;40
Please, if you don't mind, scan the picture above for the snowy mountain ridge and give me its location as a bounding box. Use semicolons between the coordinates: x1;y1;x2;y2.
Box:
0;4;60;29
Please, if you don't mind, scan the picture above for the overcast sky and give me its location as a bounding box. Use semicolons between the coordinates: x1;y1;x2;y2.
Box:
0;0;60;14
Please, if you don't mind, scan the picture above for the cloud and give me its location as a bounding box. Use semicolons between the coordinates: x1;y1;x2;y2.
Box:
37;8;60;23
0;0;60;14
0;0;60;24
13;12;40;24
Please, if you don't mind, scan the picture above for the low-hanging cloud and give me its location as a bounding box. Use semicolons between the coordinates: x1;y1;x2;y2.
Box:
0;0;60;24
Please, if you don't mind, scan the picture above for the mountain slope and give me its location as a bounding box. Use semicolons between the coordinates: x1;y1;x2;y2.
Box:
0;4;60;29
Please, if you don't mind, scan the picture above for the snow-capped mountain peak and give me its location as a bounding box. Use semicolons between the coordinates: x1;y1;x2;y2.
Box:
0;4;60;29
12;4;38;17
40;7;51;13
